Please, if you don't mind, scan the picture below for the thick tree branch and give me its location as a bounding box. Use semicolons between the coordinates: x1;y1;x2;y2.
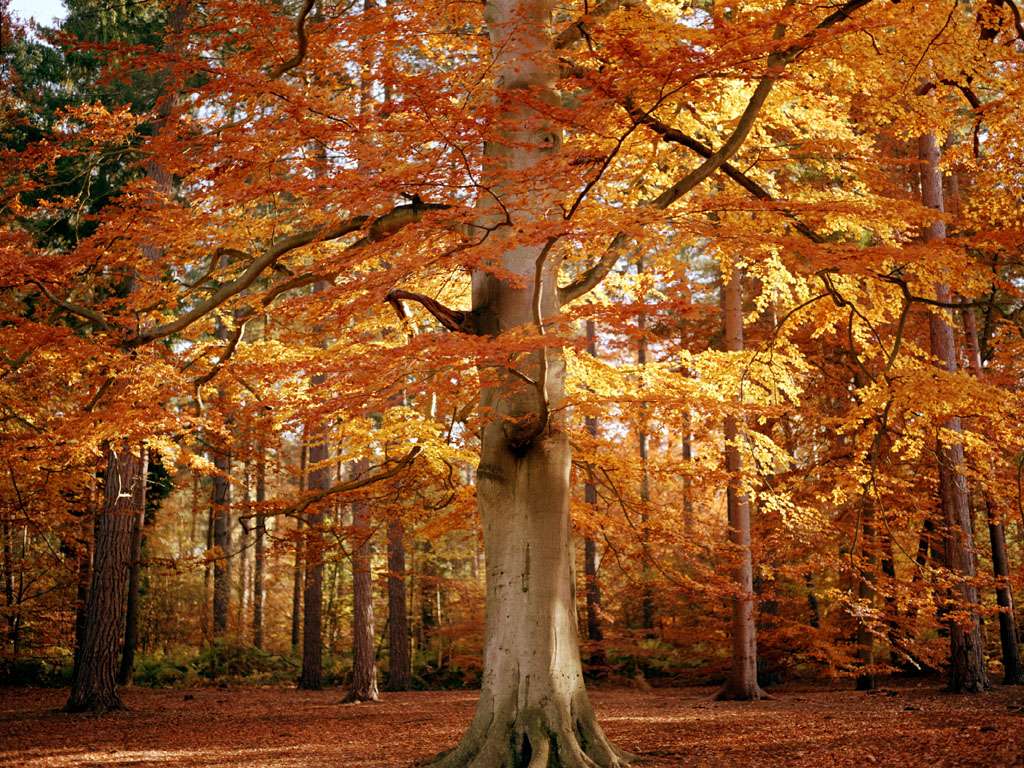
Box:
385;289;470;333
278;446;421;519
28;280;111;331
558;0;875;305
553;0;639;50
558;232;628;305
268;0;316;79
261;202;450;307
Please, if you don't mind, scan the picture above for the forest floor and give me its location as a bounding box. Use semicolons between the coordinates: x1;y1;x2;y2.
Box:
1;682;1022;767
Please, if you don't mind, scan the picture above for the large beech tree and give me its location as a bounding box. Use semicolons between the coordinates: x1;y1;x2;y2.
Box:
7;0;1024;757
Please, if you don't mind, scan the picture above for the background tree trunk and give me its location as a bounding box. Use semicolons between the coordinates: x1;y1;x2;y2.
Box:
117;448;148;685
300;419;329;690
961;305;1021;684
636;280;655;636
345;458;379;702
66;443;143;713
211;437;232;639
715;268;763;701
386;518;412;691
919;131;988;693
252;441;266;650
584;320;605;667
291;442;307;654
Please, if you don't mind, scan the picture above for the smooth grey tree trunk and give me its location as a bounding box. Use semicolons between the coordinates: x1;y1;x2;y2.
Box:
426;1;629;763
918;131;988;693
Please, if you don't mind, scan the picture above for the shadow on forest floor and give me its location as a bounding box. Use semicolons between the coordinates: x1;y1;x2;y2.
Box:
1;683;1022;767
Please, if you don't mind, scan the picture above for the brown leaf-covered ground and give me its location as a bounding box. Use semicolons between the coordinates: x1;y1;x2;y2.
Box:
2;683;1022;767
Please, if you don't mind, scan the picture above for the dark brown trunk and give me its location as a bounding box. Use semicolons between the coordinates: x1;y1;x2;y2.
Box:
636;268;655;635
66;443;143;713
919;132;988;693
236;457;251;639
855;499;877;691
291;442;307;654
583;320;605;665
344;458;379;702
386;518;412;690
71;514;93;676
300;423;329;690
961;306;1022;684
118;448;148;685
252;444;266;650
211;438;232;639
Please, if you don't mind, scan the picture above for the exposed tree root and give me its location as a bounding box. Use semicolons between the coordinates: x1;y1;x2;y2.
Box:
713;684;772;701
423;691;634;768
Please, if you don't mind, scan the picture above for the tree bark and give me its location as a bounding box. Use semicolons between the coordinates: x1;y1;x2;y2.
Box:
211;437;232;639
918;131;988;693
291;442;307;654
236;456;251;640
300;421;329;690
426;1;629;763
636;283;655;635
344;458;379;702
715;267;764;701
66;442;143;713
386;518;412;691
961;305;1022;684
252;441;266;650
584;320;606;667
855;498;877;691
117;448;148;685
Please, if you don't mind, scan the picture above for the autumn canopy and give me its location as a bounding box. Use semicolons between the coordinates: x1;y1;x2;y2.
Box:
1;0;1023;763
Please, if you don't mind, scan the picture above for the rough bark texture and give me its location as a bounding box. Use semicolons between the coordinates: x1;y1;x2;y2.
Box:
210;439;232;639
426;1;629;763
636;299;655;635
291;443;306;654
71;513;93;679
118;449;148;685
584;320;606;667
715;269;763;701
66;443;143;713
855;499;877;691
252;445;266;650
386;518;412;691
344;459;379;703
961;307;1021;684
300;422;329;690
918;132;988;694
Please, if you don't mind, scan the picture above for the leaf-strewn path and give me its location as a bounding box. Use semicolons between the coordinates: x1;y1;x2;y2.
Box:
1;684;1022;767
